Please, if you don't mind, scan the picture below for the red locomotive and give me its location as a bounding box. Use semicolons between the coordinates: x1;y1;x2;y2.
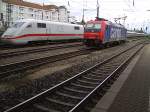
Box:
84;18;127;47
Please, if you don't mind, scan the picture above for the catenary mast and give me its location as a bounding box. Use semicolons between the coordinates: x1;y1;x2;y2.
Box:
96;0;99;18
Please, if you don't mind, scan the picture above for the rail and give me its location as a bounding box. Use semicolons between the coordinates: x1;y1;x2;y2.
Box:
0;42;83;59
4;42;145;112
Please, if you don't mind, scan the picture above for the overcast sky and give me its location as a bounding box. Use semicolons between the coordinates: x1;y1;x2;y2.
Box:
25;0;150;31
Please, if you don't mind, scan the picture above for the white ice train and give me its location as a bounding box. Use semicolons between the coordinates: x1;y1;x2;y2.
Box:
1;19;84;45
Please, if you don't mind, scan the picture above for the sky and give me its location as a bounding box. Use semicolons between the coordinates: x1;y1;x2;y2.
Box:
25;0;150;32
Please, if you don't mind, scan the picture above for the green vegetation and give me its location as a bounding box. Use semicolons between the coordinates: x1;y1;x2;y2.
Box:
146;35;150;39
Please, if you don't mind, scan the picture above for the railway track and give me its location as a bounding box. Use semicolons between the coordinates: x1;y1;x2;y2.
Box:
0;42;83;59
0;38;145;59
0;48;92;79
4;42;145;112
0;43;12;50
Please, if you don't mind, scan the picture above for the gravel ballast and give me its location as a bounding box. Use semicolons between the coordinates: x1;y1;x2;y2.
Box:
0;40;145;111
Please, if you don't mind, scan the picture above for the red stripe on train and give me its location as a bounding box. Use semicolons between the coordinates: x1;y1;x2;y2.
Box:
5;34;83;39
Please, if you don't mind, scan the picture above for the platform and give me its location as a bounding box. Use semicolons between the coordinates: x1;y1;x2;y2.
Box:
91;44;150;112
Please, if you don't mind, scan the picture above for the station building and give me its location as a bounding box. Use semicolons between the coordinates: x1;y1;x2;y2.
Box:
0;0;70;29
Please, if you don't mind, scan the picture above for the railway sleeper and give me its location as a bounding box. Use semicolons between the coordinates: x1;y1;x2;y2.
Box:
60;89;87;97
71;82;95;89
56;91;83;100
97;65;114;68
96;67;112;70
33;104;60;112
109;60;124;64
90;71;110;74
46;97;75;107
51;92;79;104
74;81;98;88
63;87;89;94
88;74;109;81
34;101;69;112
88;72;107;79
97;66;117;71
95;68;114;72
95;71;112;76
77;79;100;85
82;76;102;81
34;99;66;111
87;74;104;79
104;62;120;66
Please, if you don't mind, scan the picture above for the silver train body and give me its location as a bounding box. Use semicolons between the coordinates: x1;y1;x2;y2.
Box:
1;19;84;45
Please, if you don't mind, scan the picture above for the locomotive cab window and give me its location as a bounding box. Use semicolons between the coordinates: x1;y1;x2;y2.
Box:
10;22;25;28
37;23;46;28
85;23;101;32
94;24;101;29
26;24;32;28
85;23;101;29
74;26;80;30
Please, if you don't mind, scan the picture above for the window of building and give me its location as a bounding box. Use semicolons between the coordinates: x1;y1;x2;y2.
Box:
37;23;46;28
38;10;42;14
45;11;48;15
29;8;33;12
19;7;24;12
74;26;80;30
0;13;3;20
52;12;55;15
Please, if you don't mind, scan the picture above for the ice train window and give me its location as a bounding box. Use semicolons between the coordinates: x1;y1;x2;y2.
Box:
37;23;46;28
26;24;32;28
74;26;80;30
10;22;25;28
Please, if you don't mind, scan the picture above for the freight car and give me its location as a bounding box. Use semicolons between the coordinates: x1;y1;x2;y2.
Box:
84;18;127;47
1;19;84;45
